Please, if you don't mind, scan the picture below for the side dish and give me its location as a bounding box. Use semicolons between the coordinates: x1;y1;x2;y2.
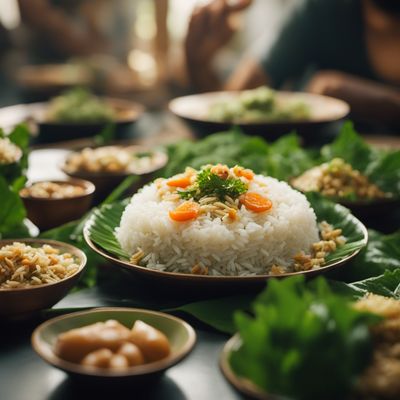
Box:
208;87;311;123
55;319;171;369
46;88;115;123
20;181;87;199
0;137;22;165
116;164;346;276
229;276;400;400
292;158;387;200
0;242;79;288
64;146;163;175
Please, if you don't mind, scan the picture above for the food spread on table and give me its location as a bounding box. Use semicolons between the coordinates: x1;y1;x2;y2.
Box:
0;114;399;400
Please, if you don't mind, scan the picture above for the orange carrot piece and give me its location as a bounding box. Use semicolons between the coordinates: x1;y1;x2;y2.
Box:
169;201;200;221
240;192;272;213
167;176;192;188
239;169;254;180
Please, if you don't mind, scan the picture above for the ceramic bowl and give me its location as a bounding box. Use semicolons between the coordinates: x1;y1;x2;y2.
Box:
62;145;168;203
20;178;95;231
32;307;196;382
0;239;87;318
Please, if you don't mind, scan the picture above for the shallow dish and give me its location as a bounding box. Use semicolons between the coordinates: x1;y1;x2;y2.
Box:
83;198;368;294
220;334;283;400
20;178;95;230
0;99;144;143
32;307;196;382
62;146;168;202
0;239;86;318
169;91;349;142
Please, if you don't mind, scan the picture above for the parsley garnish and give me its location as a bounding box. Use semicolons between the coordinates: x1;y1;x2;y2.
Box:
178;168;247;201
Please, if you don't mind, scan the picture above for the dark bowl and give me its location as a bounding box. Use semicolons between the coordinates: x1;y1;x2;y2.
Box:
0;99;144;144
20;178;95;231
0;239;86;319
62;146;168;203
32;308;196;383
169;91;350;145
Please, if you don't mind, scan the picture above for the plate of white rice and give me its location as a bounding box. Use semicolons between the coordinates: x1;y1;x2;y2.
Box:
84;164;367;290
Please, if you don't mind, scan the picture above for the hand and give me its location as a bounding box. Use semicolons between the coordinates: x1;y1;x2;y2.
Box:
185;0;252;66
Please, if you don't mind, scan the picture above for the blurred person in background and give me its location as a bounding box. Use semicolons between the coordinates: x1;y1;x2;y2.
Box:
17;0;134;62
17;0;138;93
185;0;400;128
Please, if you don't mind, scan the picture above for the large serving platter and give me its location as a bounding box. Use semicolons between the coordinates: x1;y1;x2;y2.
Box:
169;91;349;140
83;197;368;293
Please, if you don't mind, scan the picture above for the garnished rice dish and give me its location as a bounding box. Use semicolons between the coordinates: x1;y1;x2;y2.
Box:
116;164;346;276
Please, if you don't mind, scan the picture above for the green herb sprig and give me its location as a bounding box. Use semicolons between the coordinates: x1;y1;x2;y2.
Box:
230;276;381;400
178;168;247;201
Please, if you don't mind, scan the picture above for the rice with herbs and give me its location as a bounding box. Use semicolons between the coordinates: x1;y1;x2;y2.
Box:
116;166;324;276
0;242;79;288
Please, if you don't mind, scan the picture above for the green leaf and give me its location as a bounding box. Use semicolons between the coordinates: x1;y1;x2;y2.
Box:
0;176;27;238
94;123;116;146
365;150;400;196
166;294;254;334
159;127;314;182
102;175;139;205
343;230;400;281
230;276;380;399
321;121;373;173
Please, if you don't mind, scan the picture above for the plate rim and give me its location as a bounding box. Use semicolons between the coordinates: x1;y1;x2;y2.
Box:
83;210;368;283
168;90;350;126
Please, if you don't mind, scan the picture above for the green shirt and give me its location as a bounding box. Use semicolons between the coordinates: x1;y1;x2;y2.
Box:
261;0;381;88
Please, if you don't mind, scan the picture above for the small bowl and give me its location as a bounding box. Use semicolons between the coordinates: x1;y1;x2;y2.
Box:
20;178;95;231
220;334;285;400
0;239;87;318
32;307;196;383
62;146;168;203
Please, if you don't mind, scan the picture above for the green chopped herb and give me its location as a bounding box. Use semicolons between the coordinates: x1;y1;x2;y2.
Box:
178;168;247;201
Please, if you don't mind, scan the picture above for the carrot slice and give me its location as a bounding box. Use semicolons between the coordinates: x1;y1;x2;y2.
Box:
240;192;272;213
167;175;192;188
239;169;254;180
169;201;200;222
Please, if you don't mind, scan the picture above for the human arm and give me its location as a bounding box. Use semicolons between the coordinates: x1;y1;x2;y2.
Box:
185;0;254;92
17;0;108;57
307;70;400;127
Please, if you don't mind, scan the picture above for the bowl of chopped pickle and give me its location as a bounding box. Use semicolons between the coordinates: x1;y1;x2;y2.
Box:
0;239;86;318
291;157;399;222
20;179;95;230
62;145;168;202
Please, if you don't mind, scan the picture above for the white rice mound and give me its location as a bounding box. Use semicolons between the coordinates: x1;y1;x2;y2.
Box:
116;175;320;276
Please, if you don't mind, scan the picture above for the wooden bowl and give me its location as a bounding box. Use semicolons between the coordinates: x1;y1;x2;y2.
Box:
220;334;286;400
62;146;168;203
32;307;196;382
20;178;95;231
0;239;86;318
